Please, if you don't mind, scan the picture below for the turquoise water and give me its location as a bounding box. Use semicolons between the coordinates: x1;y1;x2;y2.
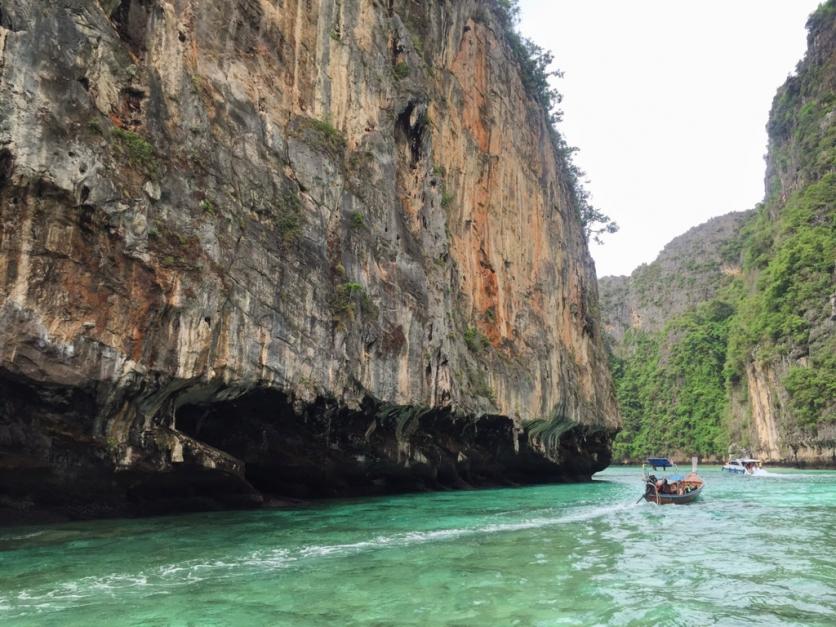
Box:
1;466;835;626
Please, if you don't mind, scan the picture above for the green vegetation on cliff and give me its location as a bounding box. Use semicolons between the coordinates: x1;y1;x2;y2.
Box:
612;301;733;460
726;175;835;382
608;1;835;460
725;0;836;441
725;173;836;436
487;0;618;243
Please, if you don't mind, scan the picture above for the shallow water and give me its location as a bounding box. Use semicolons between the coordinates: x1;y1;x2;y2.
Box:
1;466;834;626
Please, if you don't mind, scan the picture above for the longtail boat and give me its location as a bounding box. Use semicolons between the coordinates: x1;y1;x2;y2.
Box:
641;457;704;505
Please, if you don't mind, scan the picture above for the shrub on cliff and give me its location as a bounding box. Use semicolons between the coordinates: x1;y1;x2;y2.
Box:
486;0;618;244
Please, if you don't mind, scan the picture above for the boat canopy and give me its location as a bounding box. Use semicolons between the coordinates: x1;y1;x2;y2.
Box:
647;457;674;469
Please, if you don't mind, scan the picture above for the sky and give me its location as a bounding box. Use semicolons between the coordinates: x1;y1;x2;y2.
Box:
517;0;823;277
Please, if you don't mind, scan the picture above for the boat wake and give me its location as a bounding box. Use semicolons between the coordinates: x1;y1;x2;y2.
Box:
725;468;822;479
750;470;820;479
0;501;638;616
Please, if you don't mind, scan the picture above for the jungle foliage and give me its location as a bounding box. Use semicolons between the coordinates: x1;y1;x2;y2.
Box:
611;2;835;458
612;301;733;460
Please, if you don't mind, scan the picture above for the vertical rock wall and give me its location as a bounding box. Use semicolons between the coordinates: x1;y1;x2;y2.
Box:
731;2;836;464
0;0;618;521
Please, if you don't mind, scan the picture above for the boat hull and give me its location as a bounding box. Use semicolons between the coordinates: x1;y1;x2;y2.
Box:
643;485;703;504
644;483;705;505
642;462;705;505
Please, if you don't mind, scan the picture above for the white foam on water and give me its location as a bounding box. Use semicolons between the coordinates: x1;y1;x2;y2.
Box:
1;531;46;541
757;471;821;479
1;499;637;616
283;501;638;561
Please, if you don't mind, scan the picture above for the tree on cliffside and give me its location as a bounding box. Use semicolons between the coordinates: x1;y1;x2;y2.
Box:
492;0;619;245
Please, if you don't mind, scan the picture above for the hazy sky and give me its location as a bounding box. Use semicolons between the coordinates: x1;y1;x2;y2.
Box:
517;0;822;277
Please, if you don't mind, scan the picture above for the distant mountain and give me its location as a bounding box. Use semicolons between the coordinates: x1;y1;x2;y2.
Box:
599;211;752;344
599;0;836;465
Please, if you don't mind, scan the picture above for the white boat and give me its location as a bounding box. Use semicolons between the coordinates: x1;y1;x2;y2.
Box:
721;458;766;475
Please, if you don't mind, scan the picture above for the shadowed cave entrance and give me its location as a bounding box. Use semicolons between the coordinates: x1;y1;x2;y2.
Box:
174;389;573;501
176;390;440;499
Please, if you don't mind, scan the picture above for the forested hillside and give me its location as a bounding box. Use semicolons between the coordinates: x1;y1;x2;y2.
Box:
601;1;835;464
603;217;749;460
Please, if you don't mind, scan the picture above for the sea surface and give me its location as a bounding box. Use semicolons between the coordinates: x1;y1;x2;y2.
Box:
1;466;834;626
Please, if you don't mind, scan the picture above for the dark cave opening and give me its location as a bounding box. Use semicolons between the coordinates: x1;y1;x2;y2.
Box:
0;7;18;32
0;371;115;519
172;390;534;500
395;101;428;167
0;372;608;522
0;149;14;191
175;390;397;499
110;0;154;51
172;388;591;502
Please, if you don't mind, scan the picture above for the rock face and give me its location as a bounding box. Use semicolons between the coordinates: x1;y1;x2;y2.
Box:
0;1;618;522
729;2;836;465
599;211;751;345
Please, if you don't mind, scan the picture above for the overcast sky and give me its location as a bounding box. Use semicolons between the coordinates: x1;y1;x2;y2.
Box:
517;0;822;277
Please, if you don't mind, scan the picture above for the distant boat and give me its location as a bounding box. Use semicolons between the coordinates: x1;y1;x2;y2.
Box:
641;457;704;505
722;457;766;476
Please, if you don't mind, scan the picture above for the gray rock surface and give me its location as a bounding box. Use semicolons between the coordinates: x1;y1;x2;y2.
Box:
0;0;618;522
599;211;752;345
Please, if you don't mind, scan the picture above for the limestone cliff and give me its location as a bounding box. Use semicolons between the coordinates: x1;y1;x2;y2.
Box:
728;0;836;464
0;1;618;521
599;211;751;345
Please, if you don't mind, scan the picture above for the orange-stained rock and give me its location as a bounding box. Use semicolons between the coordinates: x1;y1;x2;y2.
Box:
0;0;618;521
